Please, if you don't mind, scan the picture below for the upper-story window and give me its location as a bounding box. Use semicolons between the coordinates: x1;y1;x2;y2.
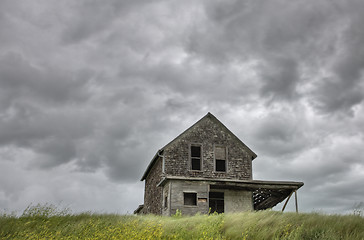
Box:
215;146;226;172
190;145;201;170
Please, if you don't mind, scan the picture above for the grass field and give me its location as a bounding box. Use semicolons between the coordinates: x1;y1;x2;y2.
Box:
1;204;364;239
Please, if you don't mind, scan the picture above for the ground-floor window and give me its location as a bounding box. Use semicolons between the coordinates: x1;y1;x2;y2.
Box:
184;192;197;206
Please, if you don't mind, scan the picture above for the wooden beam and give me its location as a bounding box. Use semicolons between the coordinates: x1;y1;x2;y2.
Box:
164;176;304;190
281;190;294;212
295;190;298;213
211;182;302;191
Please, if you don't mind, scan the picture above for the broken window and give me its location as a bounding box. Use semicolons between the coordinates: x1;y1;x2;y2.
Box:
184;192;197;206
191;145;201;170
215;146;226;172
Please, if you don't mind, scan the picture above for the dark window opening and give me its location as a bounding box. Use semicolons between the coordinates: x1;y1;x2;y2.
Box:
215;146;226;172
184;192;197;206
191;145;201;170
209;192;224;214
192;158;201;170
216;159;226;172
191;146;201;157
164;196;168;208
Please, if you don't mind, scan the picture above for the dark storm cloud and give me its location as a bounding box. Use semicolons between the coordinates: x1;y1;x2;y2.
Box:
0;104;96;168
192;0;331;61
0;51;95;168
0;0;363;215
188;0;364;113
0;52;91;108
314;77;363;115
250;109;312;157
259;57;299;102
59;0;155;44
309;1;364;114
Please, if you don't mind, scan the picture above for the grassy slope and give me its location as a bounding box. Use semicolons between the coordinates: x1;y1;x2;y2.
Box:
1;210;364;239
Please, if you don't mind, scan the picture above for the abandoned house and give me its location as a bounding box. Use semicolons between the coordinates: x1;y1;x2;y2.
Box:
134;113;303;215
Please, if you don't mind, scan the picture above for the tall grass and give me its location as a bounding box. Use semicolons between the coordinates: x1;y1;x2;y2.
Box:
224;211;364;239
1;204;364;239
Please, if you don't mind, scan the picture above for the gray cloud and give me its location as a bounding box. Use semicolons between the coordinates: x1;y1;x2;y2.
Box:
259;57;300;102
0;52;91;108
312;3;364;114
250;109;312;158
313;77;363;115
0;0;363;215
188;0;364;113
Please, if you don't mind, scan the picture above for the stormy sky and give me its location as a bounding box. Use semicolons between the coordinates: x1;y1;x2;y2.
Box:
1;0;364;215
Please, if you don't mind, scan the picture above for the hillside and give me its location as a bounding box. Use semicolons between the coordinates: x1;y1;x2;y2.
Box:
1;205;364;239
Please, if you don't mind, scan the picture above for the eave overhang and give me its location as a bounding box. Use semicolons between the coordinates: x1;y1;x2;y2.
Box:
141;149;163;181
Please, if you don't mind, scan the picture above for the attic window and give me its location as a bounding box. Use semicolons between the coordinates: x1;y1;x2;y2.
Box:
215;146;226;172
191;145;201;170
184;192;197;206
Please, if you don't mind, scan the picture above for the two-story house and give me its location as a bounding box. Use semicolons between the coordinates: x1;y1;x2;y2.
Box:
135;113;303;215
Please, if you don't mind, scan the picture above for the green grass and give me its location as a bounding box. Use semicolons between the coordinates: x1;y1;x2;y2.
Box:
1;204;364;239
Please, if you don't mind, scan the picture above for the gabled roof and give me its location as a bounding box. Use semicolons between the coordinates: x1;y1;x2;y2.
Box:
141;112;257;181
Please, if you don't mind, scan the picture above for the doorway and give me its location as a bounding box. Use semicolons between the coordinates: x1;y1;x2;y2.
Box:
209;192;224;214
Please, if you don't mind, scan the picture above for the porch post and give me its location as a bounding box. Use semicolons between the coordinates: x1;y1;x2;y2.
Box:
295;190;298;213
